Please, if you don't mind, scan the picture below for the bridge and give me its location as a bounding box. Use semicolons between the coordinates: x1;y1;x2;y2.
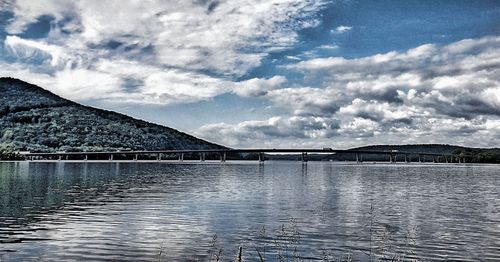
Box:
19;148;468;163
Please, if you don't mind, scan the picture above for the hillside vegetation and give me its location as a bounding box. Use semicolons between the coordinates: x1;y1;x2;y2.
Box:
265;145;500;163
351;144;500;163
0;77;224;154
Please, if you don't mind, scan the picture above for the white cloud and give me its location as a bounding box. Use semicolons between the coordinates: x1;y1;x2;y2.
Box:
5;0;74;34
266;87;342;116
317;44;339;50
4;35;80;69
233;76;287;97
196;36;500;147
331;25;351;34
196;116;339;147
1;0;326;103
288;36;500;118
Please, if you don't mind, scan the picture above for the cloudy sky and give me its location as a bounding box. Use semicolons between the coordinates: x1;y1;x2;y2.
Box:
1;0;499;148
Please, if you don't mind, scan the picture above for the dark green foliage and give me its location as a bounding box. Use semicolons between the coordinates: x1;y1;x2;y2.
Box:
0;148;22;160
341;144;500;163
0;77;225;154
453;147;500;164
264;144;500;163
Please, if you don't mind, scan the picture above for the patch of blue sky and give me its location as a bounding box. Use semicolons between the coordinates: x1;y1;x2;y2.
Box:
17;15;55;39
0;10;14;41
244;0;500;80
98;93;277;131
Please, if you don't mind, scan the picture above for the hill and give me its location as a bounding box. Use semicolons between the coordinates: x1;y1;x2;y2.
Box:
0;77;224;154
349;144;500;163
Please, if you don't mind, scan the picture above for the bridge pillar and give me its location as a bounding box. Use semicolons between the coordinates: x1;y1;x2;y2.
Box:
58;155;62;161
404;154;409;163
258;152;265;163
200;152;205;162
84;155;88;161
220;152;226;162
109;154;113;161
418;155;422;163
179;153;184;162
355;153;359;163
157;153;161;161
134;154;138;161
302;152;308;163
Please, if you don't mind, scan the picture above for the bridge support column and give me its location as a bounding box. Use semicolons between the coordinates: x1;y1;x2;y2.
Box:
418;155;421;163
355;153;359;163
109;154;113;161
134;154;138;161
200;152;205;162
84;155;88;161
58;155;62;161
404;154;409;163
157;153;161;161
179;153;184;162
220;152;226;162
258;152;265;163
302;152;308;163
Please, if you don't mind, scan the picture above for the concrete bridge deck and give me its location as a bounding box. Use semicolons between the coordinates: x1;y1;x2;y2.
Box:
19;148;468;163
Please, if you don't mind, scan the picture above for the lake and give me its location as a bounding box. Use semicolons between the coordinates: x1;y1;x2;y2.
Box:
0;161;499;261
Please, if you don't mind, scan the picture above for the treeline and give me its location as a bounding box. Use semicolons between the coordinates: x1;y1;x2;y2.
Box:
453;148;500;164
264;145;500;163
351;144;500;163
0;149;23;160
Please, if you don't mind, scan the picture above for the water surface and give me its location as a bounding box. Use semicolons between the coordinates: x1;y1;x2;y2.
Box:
0;161;499;261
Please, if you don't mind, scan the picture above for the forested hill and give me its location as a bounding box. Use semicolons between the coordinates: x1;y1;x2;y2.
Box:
351;144;500;163
0;77;224;153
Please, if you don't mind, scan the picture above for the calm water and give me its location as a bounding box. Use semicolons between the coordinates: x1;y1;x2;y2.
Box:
0;161;499;261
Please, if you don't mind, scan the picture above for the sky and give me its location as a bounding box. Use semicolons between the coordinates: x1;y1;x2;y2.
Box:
0;0;499;148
